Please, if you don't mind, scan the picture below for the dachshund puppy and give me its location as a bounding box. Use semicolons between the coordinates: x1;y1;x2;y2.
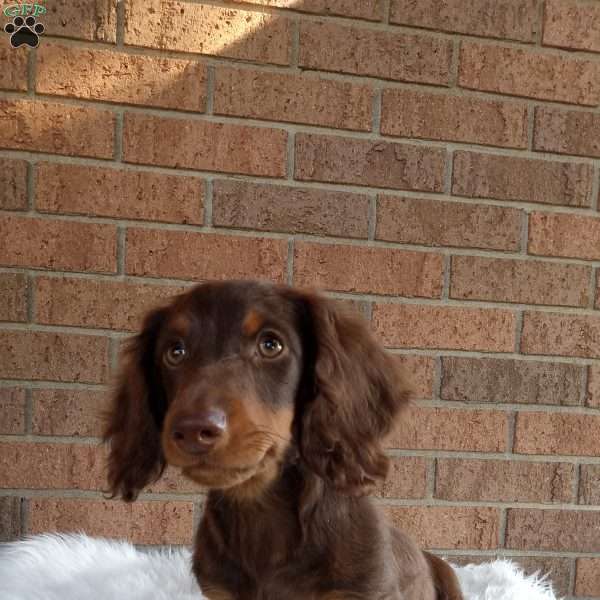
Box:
105;280;463;600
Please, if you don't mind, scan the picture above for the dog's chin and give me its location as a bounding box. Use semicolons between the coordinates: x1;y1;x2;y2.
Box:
181;463;260;490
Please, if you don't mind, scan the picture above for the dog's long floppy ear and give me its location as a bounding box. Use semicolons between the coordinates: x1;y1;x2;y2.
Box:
294;293;412;496
104;307;168;501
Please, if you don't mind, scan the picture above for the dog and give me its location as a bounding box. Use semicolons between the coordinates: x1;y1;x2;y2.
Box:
104;280;463;600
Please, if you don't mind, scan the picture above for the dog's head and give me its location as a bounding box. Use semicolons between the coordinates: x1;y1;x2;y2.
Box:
104;281;411;501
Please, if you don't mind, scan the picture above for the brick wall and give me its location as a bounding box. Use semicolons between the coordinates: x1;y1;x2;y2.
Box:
1;0;600;597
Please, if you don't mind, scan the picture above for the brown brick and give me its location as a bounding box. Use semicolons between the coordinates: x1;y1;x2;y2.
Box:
579;465;600;504
215;67;372;131
376;196;521;251
37;43;207;111
506;508;600;552
0;497;21;541
450;256;591;307
0;388;25;434
0;330;109;383
522;311;600;359
31;389;109;437
441;357;585;406
213;180;369;238
295;134;446;192
372;304;515;352
386;406;507;452
28;498;194;545
0;215;116;273
544;0;600;53
0;272;27;322
43;0;117;42
436;459;574;503
452;151;594;207
373;457;428;499
515;412;600;456
0;42;27;91
230;0;383;20
459;41;600;106
35;277;185;331
587;365;600;408
0;157;27;210
0;99;114;158
126;228;287;282
0;442;106;490
394;355;435;400
529;212;600;261
576;558;600;596
514;557;571;598
534;107;600;158
384;506;499;550
294;242;443;297
36;163;204;224
390;0;537;42
381;90;527;148
123;113;287;177
299;21;452;84
125;0;290;65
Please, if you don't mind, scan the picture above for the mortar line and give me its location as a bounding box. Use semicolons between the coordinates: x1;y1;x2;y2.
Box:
205;65;215;115
204;178;214;226
367;196;377;241
286;238;295;285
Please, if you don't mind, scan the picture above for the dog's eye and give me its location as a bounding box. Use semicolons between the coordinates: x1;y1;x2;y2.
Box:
258;335;284;358
164;342;186;367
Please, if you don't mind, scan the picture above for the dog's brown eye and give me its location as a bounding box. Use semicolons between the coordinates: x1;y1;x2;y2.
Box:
164;342;186;366
258;335;284;358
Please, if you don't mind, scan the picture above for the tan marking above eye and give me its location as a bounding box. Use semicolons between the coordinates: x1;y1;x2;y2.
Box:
242;310;264;337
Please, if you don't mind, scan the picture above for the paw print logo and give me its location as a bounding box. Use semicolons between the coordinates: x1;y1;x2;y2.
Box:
4;15;44;48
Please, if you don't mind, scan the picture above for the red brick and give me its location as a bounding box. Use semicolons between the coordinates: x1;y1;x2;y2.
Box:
373;457;428;499
299;21;452;85
0;272;27;322
230;0;383;20
579;465;600;504
35;277;185;331
530;212;600;261
37;43;207;111
294;242;443;297
506;508;600;552
587;365;600;408
36;163;204;224
376;196;521;251
28;498;194;545
459;41;600;106
575;558;600;596
390;0;537;42
372;304;516;352
436;459;574;503
384;506;499;550
534;107;600;158
0;442;106;490
295;134;446;192
42;0;117;42
522;311;600;359
441;357;585;406
0;388;25;434
0;330;109;383
452;151;594;207
394;355;435;400
123;113;287;177
0;41;27;91
126;228;287;282
31;389;109;437
213;180;369;238
544;0;600;53
450;256;591;307
514;411;600;456
125;0;290;65
0;157;27;210
386;406;507;452
0;215;116;273
381;90;527;148
0;99;114;158
215;67;372;131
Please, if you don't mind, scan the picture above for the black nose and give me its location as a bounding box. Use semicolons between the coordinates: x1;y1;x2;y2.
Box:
170;410;227;455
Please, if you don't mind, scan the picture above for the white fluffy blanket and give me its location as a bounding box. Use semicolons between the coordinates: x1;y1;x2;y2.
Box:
0;534;559;600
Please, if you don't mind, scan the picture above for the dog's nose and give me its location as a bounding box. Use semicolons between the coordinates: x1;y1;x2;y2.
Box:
170;410;227;455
